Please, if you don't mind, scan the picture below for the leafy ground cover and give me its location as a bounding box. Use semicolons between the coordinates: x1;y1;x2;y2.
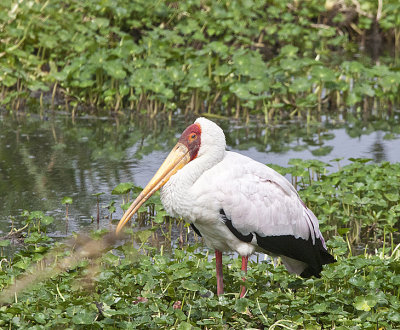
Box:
270;158;400;249
1;0;400;120
0;159;399;328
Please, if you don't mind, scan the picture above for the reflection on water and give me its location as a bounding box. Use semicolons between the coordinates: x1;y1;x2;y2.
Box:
370;132;386;163
0;112;399;238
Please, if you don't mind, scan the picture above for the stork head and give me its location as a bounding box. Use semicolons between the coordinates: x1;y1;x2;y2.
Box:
116;117;225;235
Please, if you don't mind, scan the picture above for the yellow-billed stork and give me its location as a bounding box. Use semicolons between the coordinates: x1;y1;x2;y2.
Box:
116;118;335;297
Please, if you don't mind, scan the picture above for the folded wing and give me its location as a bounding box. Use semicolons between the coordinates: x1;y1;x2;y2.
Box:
198;151;335;277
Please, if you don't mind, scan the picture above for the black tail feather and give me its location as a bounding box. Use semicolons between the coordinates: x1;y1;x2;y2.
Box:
255;233;336;278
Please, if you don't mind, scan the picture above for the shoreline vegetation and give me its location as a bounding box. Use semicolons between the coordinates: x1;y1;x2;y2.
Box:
1;0;400;121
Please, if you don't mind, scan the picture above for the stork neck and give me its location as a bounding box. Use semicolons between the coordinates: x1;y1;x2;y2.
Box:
182;149;225;187
160;146;225;219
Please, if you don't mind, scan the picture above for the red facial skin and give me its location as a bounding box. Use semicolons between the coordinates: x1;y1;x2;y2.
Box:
178;123;201;160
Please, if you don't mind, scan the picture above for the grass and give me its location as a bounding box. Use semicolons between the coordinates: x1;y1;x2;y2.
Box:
0;158;399;328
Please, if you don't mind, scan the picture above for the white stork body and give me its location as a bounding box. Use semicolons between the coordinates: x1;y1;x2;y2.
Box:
116;117;335;296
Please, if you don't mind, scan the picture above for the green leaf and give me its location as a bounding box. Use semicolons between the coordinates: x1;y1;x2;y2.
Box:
311;146;333;156
153;210;166;224
112;182;134;195
181;280;201;291
290;77;312;93
384;193;399;202
24;232;43;244
313;303;327;313
213;64;231;76
337;228;350;235
0;239;11;247
234;298;249;313
2;75;17;87
311;66;336;82
13;257;31;270
27;81;50;92
71;311;96;325
387;311;400;322
177;321;192;330
34;313;46;324
92;17;110;29
353;295;377;311
41;216;54;226
29;211;44;220
348;158;373;163
280;45;299;57
104;60;127;80
136;229;152;243
61;197;73;205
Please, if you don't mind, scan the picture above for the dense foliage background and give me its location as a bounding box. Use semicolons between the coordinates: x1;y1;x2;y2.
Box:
1;0;399;120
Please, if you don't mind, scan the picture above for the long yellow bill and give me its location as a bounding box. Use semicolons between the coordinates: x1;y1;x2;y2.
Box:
115;142;190;235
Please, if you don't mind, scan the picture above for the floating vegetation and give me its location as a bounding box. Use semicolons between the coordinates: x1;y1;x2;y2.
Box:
0;159;399;328
1;0;400;119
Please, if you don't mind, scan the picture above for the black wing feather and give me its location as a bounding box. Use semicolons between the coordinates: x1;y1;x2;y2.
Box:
190;223;202;237
220;209;253;243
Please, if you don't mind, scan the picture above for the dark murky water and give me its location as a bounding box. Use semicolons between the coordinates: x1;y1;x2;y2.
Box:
0;111;399;238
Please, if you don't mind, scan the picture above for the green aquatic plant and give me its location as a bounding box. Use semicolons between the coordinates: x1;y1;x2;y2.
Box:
271;158;400;250
0;240;10;257
0;159;400;327
92;192;105;224
61;197;73;219
104;200;117;222
0;233;399;328
111;182;136;210
1;0;399;119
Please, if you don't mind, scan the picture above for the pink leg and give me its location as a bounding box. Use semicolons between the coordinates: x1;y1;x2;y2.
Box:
215;250;224;296
239;255;248;298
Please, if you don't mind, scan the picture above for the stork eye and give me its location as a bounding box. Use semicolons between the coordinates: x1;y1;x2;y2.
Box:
189;133;197;142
